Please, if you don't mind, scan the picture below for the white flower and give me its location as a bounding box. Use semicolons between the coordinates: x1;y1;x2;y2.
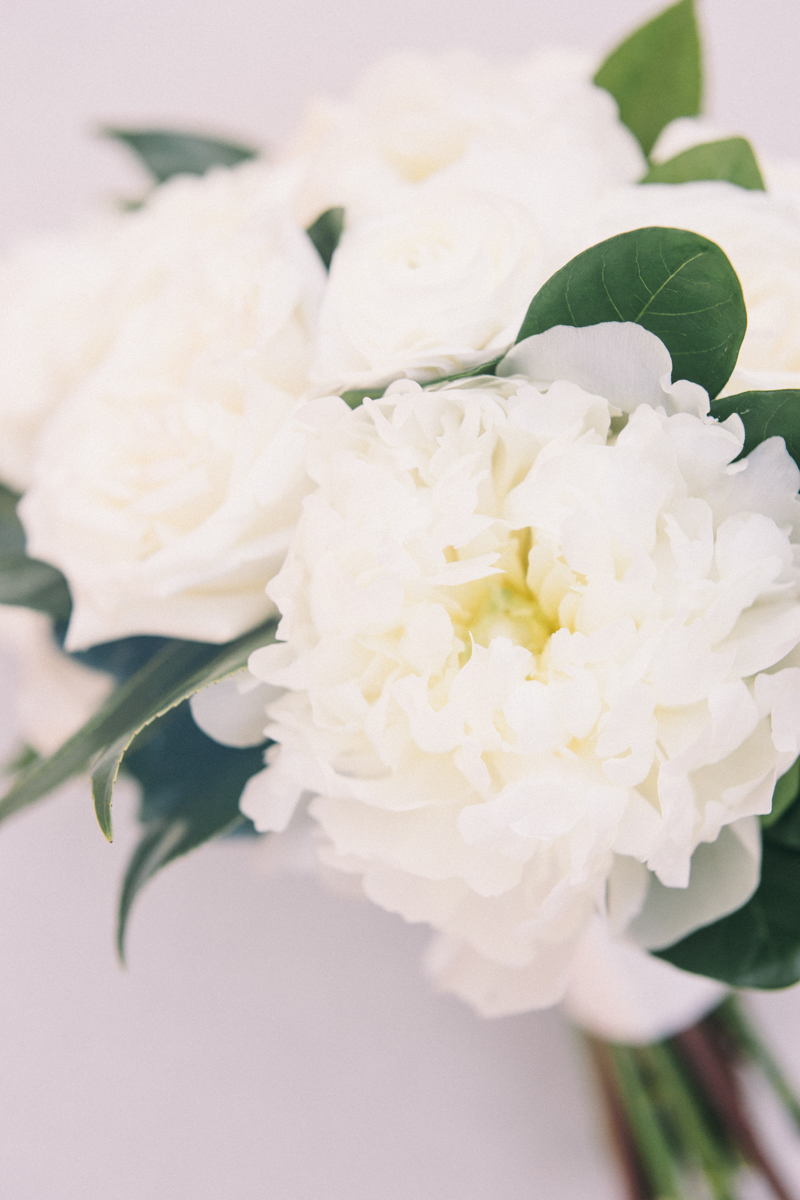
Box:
284;49;645;227
234;324;800;1017
18;171;326;649
580;180;800;394
0;607;113;757
309;188;550;391
0;160;315;492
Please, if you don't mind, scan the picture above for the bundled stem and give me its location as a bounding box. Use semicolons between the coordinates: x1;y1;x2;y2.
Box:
583;998;800;1200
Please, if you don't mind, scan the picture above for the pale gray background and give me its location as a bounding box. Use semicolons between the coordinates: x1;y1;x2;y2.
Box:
1;2;800;1197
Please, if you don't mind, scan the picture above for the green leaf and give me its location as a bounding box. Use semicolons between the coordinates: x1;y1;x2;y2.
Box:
306;207;345;270
657;801;800;988
0;484;25;555
3;744;40;776
515;226;747;400
0;554;72;621
117;701;266;960
656;841;800;989
340;387;388;410
0;617;277;839
0;483;73;621
341;357;505;410
103;128;257;184
709;390;800;469
762;759;800;828
421;357;504;389
594;0;702;157
642;137;765;190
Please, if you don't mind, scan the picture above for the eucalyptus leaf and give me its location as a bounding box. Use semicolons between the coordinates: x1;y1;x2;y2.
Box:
594;0;702;157
657;802;800;988
515;227;747;400
117;701;266;959
306;206;345;270
104;128;257;184
643;137;765;190
656;842;800;989
0;617;277;839
709;390;800;468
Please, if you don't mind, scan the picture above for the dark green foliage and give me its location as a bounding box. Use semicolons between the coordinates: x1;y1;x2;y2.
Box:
103;128;257;184
657;795;800;988
594;0;702;157
118;701;267;959
0;618;276;839
0;483;72;621
516;227;747;400
306;207;345;269
642;137;765;190
710;390;800;468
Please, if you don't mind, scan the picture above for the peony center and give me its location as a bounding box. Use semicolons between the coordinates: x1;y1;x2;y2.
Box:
447;530;566;662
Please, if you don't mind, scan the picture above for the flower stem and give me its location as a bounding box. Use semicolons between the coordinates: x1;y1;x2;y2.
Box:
713;998;800;1133
608;1044;682;1199
586;1037;656;1200
581;997;800;1200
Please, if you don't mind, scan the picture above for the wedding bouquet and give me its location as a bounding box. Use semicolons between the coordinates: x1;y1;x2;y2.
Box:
3;1;800;1194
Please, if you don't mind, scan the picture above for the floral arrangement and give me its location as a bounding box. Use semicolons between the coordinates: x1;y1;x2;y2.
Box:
3;1;800;1194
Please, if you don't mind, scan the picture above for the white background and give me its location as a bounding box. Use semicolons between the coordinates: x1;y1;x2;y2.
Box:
1;1;800;1197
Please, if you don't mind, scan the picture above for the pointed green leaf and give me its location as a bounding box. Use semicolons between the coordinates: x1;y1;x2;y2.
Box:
763;760;800;828
92;736;130;842
306;207;345;270
0;554;72;621
594;0;702;157
515;226;747;400
341;358;505;410
0;484;73;621
709;390;800;468
117;701;266;959
0;484;25;555
0;618;277;836
104;128;257;184
421;357;504;388
643;137;765;190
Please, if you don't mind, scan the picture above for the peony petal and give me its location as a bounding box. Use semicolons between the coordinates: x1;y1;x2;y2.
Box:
628;816;761;951
497;321;683;412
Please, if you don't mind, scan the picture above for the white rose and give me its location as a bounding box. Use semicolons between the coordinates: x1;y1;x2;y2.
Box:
309;188;549;391
231;324;800;1018
19;192;326;649
0;160;312;492
580;180;800;393
284;49;645;227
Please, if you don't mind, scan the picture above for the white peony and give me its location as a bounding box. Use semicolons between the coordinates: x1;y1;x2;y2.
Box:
0;160;314;493
284;49;645;228
18;169;326;650
309;187;551;391
234;324;800;1017
579;180;800;394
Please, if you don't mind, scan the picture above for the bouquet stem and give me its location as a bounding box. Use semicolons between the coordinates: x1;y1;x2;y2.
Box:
584;998;800;1200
